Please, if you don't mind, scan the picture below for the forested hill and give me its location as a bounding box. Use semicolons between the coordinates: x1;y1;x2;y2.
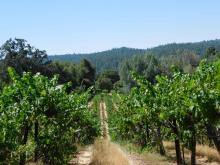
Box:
147;39;220;56
49;39;220;72
49;47;146;73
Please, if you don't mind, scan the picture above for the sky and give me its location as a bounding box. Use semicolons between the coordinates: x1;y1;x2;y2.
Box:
0;0;220;54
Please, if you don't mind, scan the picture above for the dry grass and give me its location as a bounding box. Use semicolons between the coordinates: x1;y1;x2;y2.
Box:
90;138;130;165
118;141;175;165
163;141;175;150
163;141;220;163
141;152;175;165
196;144;220;162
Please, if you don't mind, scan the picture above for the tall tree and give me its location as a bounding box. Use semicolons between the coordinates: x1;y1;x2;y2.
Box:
0;38;49;82
78;59;96;89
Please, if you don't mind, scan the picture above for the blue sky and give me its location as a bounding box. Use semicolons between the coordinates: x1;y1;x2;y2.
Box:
0;0;220;54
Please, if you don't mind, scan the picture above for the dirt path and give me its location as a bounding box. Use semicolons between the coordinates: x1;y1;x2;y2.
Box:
127;154;157;165
68;146;93;165
97;101;166;165
99;101;110;140
69;100;158;165
90;101;130;165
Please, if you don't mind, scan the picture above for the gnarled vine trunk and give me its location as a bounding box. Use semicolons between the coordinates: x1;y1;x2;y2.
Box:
157;126;166;156
19;121;29;165
34;121;39;162
190;127;196;165
171;120;183;165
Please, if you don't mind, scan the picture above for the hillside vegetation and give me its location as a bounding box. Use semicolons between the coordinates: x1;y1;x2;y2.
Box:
0;38;219;165
49;39;220;72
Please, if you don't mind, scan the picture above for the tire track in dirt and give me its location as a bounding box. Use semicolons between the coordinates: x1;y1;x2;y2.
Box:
68;146;93;165
96;101;160;165
99;101;110;140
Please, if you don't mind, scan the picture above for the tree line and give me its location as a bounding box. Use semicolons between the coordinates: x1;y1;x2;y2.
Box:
49;39;220;73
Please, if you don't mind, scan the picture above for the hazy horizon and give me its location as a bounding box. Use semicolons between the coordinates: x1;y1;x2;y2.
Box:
1;0;220;54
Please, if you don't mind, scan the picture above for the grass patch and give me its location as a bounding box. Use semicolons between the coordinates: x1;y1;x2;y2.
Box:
196;144;220;162
116;140;175;165
163;141;220;163
90;139;129;165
